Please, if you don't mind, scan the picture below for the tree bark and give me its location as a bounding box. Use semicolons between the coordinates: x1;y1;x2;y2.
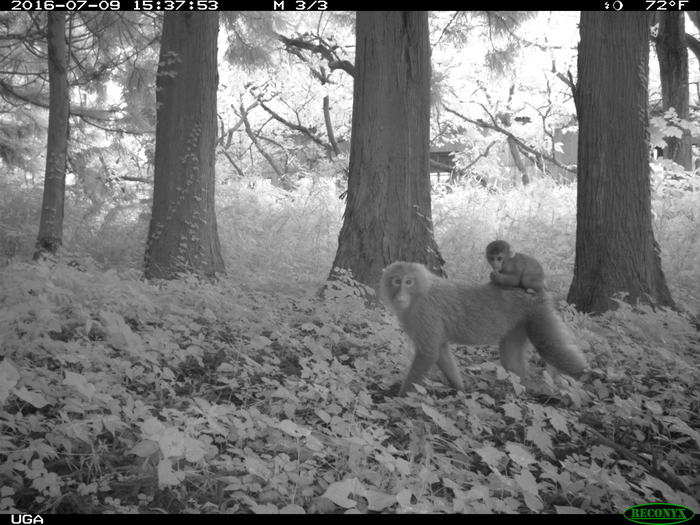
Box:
656;12;692;169
568;12;674;313
330;11;444;287
144;13;225;279
35;12;69;258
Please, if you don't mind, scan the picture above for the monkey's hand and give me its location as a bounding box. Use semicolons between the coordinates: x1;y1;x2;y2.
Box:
489;271;499;283
491;271;521;287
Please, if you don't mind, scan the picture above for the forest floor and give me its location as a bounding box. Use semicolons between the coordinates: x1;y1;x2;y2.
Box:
0;178;698;513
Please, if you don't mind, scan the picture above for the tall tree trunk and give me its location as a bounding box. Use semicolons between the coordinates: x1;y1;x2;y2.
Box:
35;12;69;258
144;12;225;279
656;12;692;169
331;11;444;287
568;12;674;313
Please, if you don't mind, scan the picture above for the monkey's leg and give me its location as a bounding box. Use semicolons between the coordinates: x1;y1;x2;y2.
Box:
399;348;439;396
437;345;465;391
499;322;530;379
520;274;545;293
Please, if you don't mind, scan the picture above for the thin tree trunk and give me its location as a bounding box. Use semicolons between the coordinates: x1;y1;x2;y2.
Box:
35;12;69;258
323;95;340;156
331;11;444;287
568;12;674;313
507;136;529;185
144;12;224;279
656;12;692;169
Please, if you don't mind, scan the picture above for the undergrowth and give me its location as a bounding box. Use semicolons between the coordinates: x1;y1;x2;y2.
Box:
0;171;698;513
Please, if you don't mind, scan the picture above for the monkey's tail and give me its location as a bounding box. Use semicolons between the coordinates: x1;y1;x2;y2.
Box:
525;303;587;378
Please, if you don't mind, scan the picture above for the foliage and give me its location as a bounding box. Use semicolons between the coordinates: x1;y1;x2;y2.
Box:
0;171;697;514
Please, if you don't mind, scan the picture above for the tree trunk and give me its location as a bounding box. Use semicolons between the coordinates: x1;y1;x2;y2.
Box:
656;12;692;169
330;11;444;288
568;12;674;313
35;12;69;258
144;12;225;279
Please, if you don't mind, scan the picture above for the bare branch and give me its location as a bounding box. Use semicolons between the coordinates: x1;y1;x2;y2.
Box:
275;32;355;77
220;150;245;178
0;78;145;134
120;176;152;184
443;104;576;175
216;100;259;146
685;33;700;64
257;98;334;156
463;140;498;173
239;102;283;185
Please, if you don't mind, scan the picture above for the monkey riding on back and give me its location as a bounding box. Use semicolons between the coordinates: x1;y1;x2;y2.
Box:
485;240;546;294
380;261;586;396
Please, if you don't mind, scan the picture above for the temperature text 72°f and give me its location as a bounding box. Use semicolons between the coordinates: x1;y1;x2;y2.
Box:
646;0;690;9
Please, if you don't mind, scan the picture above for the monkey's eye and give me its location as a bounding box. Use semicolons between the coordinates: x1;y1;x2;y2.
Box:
391;276;402;286
404;278;414;286
496;256;503;262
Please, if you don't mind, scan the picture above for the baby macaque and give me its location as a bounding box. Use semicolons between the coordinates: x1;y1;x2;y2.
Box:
485;240;545;293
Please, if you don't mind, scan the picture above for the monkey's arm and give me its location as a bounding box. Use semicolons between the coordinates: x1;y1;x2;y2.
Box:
491;271;522;287
399;350;439;396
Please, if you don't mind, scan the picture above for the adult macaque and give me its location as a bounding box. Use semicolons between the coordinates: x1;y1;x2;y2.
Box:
485;240;545;293
380;261;586;395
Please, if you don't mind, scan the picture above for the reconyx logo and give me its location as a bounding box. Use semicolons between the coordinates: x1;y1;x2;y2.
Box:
623;503;695;525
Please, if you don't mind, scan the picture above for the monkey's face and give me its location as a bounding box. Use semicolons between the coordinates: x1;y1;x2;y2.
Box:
388;274;415;311
487;253;505;272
